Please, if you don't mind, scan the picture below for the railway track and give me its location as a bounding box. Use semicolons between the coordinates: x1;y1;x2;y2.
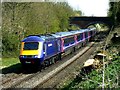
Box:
2;73;34;88
2;73;23;85
34;42;96;88
38;43;98;88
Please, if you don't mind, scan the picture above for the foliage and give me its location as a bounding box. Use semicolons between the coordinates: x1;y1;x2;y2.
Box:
2;31;20;57
62;56;120;89
74;10;82;16
2;2;77;57
108;2;120;25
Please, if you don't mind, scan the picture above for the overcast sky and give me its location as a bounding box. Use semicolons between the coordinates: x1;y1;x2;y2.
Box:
67;0;109;16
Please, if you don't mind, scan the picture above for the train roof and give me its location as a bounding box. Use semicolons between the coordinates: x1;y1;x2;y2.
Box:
22;36;44;42
53;31;74;37
52;28;94;38
22;34;56;42
52;29;86;37
40;34;56;40
70;29;88;34
22;28;96;42
89;28;96;31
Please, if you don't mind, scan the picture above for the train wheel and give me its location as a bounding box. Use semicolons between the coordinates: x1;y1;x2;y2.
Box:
41;62;45;69
82;42;85;47
54;55;59;63
50;57;55;64
44;60;50;67
58;53;62;60
73;47;76;52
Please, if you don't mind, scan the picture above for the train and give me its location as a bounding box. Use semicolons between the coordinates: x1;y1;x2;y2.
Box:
19;28;97;68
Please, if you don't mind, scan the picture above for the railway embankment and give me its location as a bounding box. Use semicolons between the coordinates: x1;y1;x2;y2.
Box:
61;27;120;89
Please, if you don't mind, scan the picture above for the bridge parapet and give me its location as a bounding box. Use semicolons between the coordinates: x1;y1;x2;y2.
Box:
69;17;114;29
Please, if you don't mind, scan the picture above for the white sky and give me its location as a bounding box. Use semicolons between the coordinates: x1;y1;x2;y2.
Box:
67;0;109;16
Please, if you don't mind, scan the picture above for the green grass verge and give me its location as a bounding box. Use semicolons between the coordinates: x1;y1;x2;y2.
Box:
1;58;20;69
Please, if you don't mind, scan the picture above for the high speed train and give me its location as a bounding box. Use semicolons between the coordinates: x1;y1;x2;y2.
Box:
19;28;96;68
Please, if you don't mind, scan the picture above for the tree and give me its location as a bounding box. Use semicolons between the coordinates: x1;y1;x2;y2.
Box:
108;2;120;25
2;2;81;57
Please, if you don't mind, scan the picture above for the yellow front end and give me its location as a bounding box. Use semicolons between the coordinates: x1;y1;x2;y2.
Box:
19;42;43;59
20;42;38;55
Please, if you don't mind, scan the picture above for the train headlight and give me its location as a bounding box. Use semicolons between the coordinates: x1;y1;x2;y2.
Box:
20;55;24;58
34;55;38;58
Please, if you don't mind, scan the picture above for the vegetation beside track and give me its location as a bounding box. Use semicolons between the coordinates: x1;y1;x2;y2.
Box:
62;50;120;89
1;58;20;69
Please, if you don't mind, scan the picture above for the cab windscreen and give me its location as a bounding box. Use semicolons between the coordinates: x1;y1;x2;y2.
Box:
23;42;39;50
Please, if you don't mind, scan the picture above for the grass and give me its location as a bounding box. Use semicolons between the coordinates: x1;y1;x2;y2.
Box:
1;58;22;74
1;58;20;69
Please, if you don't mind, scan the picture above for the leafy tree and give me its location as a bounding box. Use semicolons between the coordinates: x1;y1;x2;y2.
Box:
2;2;81;57
108;2;120;25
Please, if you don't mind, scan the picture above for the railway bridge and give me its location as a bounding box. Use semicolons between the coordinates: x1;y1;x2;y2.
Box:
69;17;114;29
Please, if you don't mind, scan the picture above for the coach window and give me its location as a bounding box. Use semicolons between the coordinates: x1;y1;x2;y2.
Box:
64;36;74;46
77;33;83;41
43;43;47;56
80;33;83;40
70;37;74;44
85;32;88;38
77;34;80;41
90;31;93;36
64;38;69;46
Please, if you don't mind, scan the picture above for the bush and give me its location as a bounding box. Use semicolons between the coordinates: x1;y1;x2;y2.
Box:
2;32;20;57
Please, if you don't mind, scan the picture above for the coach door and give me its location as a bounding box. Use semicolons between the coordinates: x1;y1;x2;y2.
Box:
57;39;61;52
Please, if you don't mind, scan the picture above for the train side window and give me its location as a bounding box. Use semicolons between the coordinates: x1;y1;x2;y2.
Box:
70;37;74;44
90;31;93;36
43;43;45;51
64;36;74;46
80;33;83;40
64;38;69;46
77;34;80;41
77;33;83;41
85;32;88;38
43;43;47;56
